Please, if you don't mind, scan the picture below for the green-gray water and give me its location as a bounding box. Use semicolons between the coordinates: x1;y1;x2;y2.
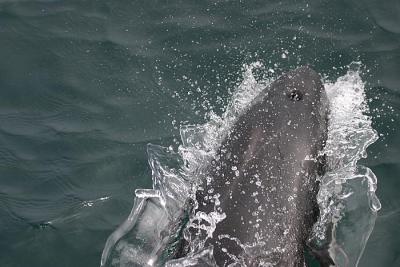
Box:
0;1;399;266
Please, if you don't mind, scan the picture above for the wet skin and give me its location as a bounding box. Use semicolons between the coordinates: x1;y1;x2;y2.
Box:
189;66;330;266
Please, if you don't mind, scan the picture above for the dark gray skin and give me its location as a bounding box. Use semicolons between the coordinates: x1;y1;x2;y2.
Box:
188;66;331;266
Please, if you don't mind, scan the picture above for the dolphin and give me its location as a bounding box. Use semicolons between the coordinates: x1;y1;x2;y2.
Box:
181;66;333;266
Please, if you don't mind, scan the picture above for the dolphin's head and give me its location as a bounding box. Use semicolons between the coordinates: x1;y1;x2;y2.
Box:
265;65;329;157
279;65;327;118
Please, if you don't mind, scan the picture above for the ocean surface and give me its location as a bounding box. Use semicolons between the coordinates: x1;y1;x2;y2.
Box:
0;1;399;266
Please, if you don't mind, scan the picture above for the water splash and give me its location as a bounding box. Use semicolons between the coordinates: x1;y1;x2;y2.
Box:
100;62;380;267
309;62;380;267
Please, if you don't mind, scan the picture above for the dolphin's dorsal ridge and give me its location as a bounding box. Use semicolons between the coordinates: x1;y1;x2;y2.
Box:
183;66;329;266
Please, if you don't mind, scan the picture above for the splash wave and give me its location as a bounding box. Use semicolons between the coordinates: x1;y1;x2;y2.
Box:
101;62;380;267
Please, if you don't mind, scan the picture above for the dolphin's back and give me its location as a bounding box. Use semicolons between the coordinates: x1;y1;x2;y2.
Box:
191;66;329;266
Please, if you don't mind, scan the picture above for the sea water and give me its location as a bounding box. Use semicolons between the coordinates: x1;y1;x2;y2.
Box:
101;62;380;267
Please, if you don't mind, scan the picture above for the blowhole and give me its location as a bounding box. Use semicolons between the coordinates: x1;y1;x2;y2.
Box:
288;89;303;101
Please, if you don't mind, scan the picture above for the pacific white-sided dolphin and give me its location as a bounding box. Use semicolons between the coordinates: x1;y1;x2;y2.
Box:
181;66;333;267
